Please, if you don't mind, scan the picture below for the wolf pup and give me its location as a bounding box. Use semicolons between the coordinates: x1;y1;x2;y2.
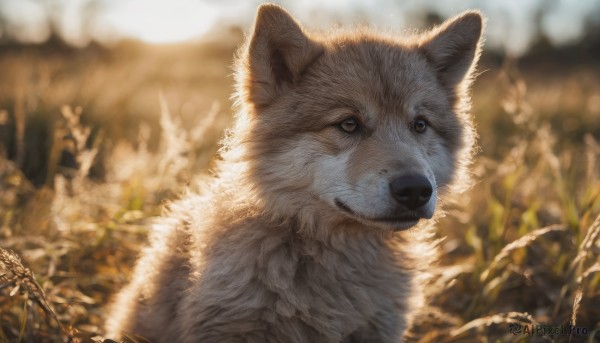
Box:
105;4;483;342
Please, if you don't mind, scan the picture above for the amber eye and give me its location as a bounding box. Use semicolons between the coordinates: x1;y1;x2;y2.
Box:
338;118;359;133
413;117;429;134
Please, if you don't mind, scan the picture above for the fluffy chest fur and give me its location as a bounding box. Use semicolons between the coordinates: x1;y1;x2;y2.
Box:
178;217;415;342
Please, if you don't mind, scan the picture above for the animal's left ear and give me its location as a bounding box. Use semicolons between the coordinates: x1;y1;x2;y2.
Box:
419;11;484;90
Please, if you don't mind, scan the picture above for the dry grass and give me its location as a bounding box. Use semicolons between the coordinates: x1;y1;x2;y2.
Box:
0;41;599;342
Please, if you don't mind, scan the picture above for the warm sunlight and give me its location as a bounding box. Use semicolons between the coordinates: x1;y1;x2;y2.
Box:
102;0;218;44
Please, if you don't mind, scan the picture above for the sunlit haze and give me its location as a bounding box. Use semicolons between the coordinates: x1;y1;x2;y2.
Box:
101;0;219;44
0;0;599;55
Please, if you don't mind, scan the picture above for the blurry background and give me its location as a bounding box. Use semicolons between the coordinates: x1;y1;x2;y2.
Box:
2;0;600;53
0;1;599;342
1;0;600;184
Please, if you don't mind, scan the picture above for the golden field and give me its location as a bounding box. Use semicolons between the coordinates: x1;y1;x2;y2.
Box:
0;35;599;342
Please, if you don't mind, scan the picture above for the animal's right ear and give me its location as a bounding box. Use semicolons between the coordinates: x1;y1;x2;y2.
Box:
240;4;323;108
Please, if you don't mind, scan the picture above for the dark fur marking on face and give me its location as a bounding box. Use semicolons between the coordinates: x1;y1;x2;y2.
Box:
335;198;355;215
335;198;423;229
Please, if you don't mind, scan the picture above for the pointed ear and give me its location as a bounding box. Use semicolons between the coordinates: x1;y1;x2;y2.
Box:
419;11;484;90
241;4;323;108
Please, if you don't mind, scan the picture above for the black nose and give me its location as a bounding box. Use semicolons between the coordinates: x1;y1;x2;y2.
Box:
389;175;433;210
